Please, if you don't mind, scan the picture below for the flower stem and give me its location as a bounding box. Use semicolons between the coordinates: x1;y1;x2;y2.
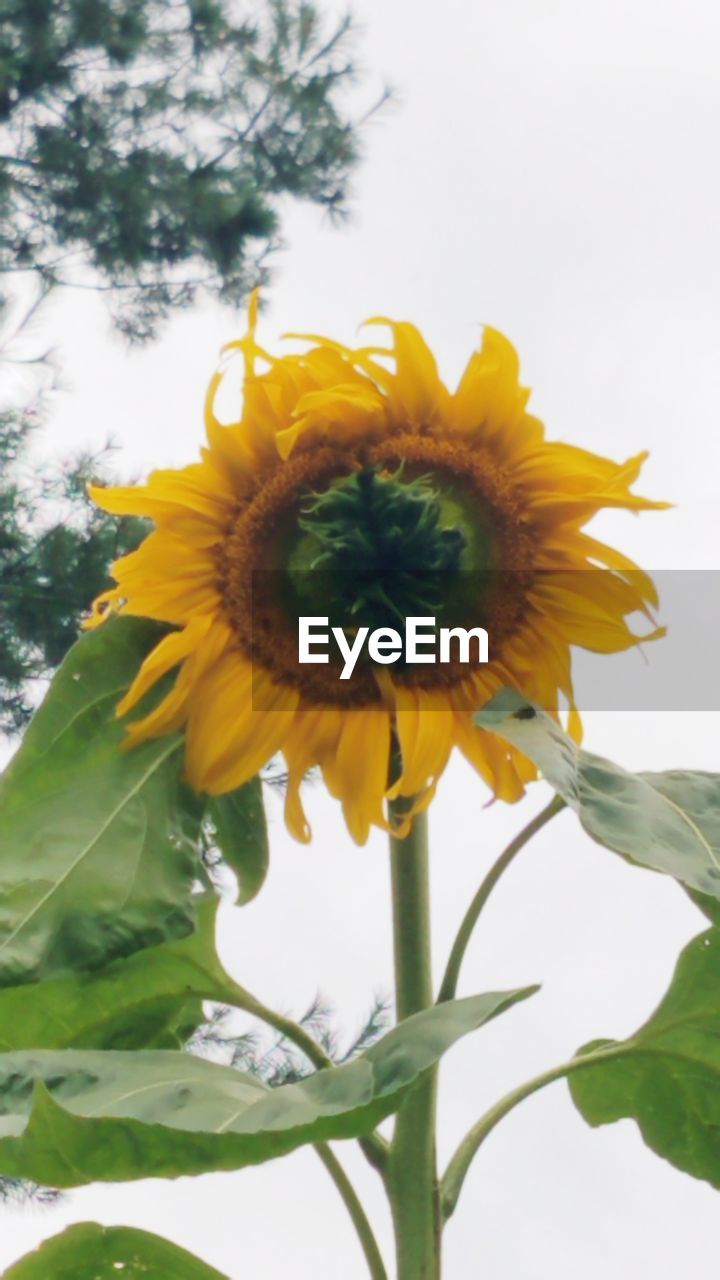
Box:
438;795;565;1003
388;804;441;1279
316;1144;389;1280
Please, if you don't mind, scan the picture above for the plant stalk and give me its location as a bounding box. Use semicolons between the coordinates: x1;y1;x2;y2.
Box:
438;795;565;1003
388;804;441;1279
316;1144;389;1280
440;1041;627;1221
217;968;389;1272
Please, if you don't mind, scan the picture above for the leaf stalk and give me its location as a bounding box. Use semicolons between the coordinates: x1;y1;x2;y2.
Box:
441;1042;626;1222
438;795;565;1004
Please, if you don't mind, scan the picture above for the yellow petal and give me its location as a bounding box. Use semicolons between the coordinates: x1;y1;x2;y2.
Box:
363;317;452;426
281;706;344;843
391;686;454;798
121;616;232;748
452;327;539;458
185;658;299;794
322;707;391;845
116;616;213;717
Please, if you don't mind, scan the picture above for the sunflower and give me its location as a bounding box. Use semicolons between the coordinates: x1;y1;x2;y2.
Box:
88;297;665;844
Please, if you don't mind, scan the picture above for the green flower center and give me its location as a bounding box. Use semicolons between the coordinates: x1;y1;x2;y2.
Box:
284;466;493;633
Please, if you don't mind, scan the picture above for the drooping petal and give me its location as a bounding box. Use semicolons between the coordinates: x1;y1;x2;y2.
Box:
321;707;392;845
281;706;345;843
390;685;455;799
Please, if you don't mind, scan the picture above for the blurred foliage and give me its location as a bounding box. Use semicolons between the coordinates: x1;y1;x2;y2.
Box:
0;0;380;727
0;1176;61;1207
188;992;391;1084
0;0;372;339
0;399;147;732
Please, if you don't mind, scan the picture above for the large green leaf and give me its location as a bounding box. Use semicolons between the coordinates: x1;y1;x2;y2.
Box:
0;618;204;986
475;688;720;900
569;926;720;1187
0;897;233;1052
2;1222;228;1279
0;987;536;1186
207;778;269;905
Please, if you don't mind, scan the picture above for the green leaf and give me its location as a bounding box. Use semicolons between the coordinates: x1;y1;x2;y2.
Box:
0;618;204;986
569;926;720;1188
207;778;269;905
2;1222;229;1279
685;887;720;925
0;898;232;1052
0;987;536;1187
475;688;720;900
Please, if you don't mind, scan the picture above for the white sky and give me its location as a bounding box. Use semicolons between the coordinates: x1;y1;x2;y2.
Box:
2;0;720;1275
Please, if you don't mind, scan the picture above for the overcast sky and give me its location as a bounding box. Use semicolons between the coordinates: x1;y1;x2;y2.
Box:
2;0;720;1275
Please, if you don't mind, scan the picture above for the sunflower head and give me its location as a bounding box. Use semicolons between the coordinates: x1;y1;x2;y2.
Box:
88;296;666;844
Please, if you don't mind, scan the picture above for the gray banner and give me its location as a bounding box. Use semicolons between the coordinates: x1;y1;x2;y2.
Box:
248;570;720;711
